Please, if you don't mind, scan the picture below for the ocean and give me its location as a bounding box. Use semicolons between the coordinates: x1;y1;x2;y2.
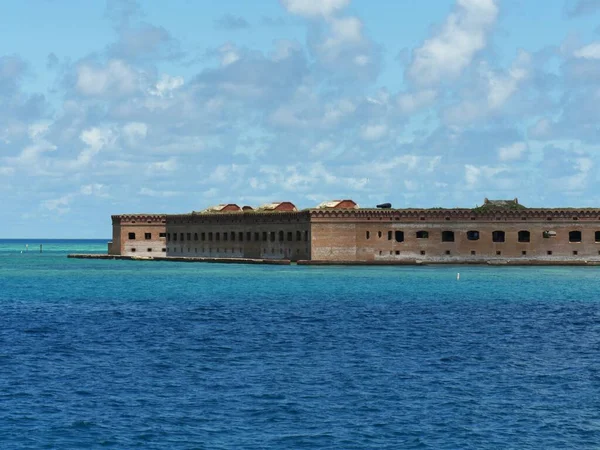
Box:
1;239;599;448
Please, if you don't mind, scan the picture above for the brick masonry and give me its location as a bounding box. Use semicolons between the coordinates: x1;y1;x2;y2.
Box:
108;204;600;263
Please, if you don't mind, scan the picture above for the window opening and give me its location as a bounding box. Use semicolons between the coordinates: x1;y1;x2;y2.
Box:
518;230;530;243
416;231;429;239
492;230;505;243
441;231;454;242
569;231;582;243
466;230;479;241
395;231;404;242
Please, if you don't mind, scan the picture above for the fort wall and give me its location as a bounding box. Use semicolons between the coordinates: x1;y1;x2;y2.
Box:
106;200;600;264
110;214;167;257
309;208;600;261
165;211;311;261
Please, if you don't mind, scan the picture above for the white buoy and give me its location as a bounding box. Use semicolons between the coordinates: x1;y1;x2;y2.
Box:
456;272;460;281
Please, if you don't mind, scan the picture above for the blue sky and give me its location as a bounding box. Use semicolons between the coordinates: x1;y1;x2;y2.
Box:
2;0;600;237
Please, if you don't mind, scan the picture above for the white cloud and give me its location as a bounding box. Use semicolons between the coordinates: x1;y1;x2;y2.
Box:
76;60;139;97
207;164;247;183
407;0;498;86
148;74;184;97
42;194;74;214
122;122;148;147
280;0;350;18
218;43;240;66
464;164;506;187
498;142;527;161
397;89;437;114
73;127;116;168
311;140;336;156
139;187;180;197
80;183;109;197
146;157;177;174
574;42;600;59
0;166;14;175
486;51;531;110
529;118;553;140
360;124;388;141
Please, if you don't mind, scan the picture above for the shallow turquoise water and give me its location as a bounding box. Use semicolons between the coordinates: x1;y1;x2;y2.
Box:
1;240;600;448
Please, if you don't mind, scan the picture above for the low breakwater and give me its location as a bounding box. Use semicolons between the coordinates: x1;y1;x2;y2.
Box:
68;254;600;266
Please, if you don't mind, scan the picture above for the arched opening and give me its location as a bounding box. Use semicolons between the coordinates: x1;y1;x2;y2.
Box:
395;231;404;242
466;230;479;241
441;231;454;242
569;230;582;242
518;230;530;243
492;230;505;243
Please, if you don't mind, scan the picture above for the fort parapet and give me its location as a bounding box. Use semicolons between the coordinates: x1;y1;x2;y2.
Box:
106;199;600;264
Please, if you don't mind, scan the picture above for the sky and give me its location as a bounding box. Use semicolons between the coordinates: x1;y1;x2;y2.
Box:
2;0;600;237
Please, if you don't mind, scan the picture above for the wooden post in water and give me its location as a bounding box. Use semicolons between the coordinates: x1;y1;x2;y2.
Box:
40;244;43;253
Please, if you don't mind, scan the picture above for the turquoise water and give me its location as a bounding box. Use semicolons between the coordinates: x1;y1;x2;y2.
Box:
1;239;600;448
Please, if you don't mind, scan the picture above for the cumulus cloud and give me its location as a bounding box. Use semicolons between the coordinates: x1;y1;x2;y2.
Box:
280;0;350;18
75;60;139;97
564;0;600;17
109;23;180;61
573;42;600;59
498;142;527;161
360;124;388;141
407;0;498;86
215;14;251;30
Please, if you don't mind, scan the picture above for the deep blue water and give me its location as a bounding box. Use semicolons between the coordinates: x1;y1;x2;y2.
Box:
1;239;600;448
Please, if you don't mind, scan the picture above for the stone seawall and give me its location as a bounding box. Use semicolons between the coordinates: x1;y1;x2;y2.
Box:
68;254;291;265
68;254;600;266
299;259;600;266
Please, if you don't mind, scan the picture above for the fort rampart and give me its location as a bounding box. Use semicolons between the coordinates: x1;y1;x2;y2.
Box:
106;199;600;264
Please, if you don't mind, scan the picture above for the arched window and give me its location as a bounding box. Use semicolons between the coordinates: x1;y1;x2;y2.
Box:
388;231;392;240
442;231;454;242
395;231;404;242
416;231;429;239
518;230;530;243
466;230;479;241
366;231;371;239
569;230;582;242
492;230;505;243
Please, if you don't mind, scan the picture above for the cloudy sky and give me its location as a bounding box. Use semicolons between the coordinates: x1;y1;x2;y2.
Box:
2;0;600;237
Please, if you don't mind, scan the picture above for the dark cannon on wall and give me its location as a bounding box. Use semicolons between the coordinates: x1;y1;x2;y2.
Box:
376;203;392;209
